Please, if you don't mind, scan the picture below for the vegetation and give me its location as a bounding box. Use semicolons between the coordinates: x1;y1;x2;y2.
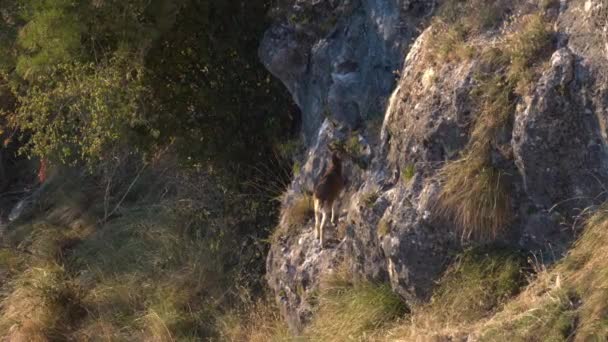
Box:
0;0;605;341
273;193;314;242
430;0;511;63
0;0;297;172
361;188;380;208
304;271;407;341
219;298;290;342
475;204;608;341
401;164;415;184
386;246;526;340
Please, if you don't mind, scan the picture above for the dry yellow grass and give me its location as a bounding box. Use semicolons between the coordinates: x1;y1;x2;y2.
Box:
219;297;290;342
272;193;314;242
436;153;512;241
304;270;407;342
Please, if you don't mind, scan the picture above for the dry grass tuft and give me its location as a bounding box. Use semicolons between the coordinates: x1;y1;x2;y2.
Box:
473;205;608;341
436;154;512;241
273;193;314;242
219;297;291;342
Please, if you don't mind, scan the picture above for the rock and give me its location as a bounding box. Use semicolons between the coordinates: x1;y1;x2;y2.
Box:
259;0;437;139
512;48;608;214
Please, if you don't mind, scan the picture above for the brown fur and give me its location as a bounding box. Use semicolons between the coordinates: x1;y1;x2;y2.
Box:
313;152;345;247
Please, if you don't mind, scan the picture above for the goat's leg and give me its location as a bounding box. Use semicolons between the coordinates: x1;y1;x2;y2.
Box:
313;198;320;240
319;207;328;247
331;200;338;226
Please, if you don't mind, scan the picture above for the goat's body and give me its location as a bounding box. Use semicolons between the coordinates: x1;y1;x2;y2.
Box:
313;154;345;247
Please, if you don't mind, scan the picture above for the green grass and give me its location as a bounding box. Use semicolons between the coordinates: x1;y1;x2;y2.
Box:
305;272;407;341
427;246;526;324
401;164;415;184
436;154;512;241
478;289;578;342
474;205;608;341
386;246;527;340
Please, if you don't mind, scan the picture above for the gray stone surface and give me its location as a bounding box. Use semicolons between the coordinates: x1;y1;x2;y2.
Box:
259;0;436;139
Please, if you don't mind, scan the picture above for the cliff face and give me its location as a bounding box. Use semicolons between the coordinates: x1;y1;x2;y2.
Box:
261;0;608;332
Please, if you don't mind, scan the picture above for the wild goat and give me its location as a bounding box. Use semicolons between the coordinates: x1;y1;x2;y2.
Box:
313;151;346;247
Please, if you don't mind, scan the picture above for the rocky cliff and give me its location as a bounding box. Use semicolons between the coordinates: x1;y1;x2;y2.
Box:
260;0;608;332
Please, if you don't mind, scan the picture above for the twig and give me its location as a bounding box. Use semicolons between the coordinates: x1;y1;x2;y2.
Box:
103;163;147;223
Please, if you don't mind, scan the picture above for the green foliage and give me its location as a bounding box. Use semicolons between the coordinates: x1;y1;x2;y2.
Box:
0;0;297;179
16;0;85;79
15;57;149;165
402;164;415;184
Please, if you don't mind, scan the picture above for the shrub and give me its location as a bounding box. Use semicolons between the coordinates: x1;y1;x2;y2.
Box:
428;246;526;323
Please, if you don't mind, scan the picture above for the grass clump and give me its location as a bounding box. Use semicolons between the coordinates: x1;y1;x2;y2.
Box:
219;297;291;342
478;288;578;342
431;0;511;63
0;263;83;341
427;246;526;324
474;204;608;341
436;153;512;241
274;193;314;242
377;218;391;238
361;189;380;208
305;272;407;341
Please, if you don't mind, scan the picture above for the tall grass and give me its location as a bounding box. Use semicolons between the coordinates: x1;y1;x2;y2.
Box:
387;246;525;340
0;153;281;341
475;205;608;341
